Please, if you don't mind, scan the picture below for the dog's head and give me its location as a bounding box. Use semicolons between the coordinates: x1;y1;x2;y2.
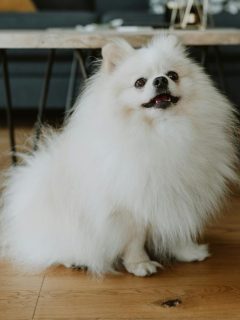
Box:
100;35;206;123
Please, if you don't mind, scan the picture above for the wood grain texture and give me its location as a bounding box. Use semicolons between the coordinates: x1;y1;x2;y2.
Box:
0;127;239;319
0;291;39;320
0;127;33;172
0;28;240;49
0;260;44;320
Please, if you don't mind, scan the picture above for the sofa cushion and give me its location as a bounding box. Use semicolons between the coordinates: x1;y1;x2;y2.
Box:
101;11;167;28
95;0;149;14
33;0;94;11
212;12;240;28
0;12;97;29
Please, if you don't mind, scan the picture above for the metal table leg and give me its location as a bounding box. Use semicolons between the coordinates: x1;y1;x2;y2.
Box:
213;46;227;93
65;52;78;112
34;49;55;150
0;49;17;164
201;46;208;67
200;46;227;93
74;50;87;80
65;49;88;113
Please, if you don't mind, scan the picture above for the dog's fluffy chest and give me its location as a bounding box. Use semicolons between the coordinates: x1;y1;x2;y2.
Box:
64;114;229;243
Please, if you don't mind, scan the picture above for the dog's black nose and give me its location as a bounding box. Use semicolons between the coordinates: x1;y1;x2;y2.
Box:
153;76;168;89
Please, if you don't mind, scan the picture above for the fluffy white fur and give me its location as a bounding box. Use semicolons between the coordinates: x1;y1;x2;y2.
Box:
0;35;237;276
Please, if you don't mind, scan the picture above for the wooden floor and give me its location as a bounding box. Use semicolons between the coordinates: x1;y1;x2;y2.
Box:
0;126;240;320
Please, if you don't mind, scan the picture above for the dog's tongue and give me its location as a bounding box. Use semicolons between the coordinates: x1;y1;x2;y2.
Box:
153;94;171;104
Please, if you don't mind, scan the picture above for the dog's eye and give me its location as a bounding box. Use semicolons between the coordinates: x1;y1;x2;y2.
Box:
166;71;179;82
135;78;147;88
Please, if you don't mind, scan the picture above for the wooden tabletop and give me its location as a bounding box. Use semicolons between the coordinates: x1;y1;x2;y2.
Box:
0;28;240;49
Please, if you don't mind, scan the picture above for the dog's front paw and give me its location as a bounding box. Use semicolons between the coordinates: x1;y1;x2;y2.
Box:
174;243;210;262
124;260;162;277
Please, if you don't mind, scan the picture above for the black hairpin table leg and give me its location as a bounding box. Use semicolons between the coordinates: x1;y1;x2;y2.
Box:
75;50;87;80
65;52;78;112
213;46;227;93
34;49;55;150
65;49;88;113
201;46;208;67
0;49;17;165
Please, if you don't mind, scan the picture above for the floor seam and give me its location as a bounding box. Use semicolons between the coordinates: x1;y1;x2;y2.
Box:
32;273;46;320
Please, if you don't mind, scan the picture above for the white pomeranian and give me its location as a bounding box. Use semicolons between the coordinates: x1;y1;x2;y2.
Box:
0;35;238;276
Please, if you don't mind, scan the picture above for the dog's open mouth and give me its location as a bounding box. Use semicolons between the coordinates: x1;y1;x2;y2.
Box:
142;92;180;109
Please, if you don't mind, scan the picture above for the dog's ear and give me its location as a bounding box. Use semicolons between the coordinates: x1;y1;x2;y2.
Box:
102;39;134;73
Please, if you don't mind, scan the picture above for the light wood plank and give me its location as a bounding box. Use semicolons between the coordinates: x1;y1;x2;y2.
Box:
0;291;39;320
33;285;240;320
33;206;240;320
0;261;43;290
0;28;240;49
0;127;33;171
0;262;45;320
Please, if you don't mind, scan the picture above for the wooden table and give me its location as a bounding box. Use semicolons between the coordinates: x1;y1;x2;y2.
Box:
0;28;240;48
